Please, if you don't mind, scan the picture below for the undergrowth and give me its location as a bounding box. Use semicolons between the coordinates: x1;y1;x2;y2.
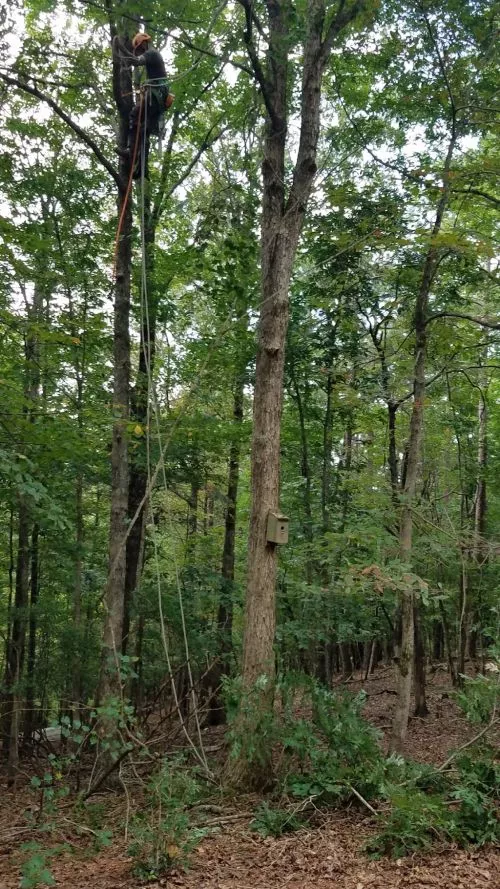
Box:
234;671;500;857
18;666;499;887
127;755;208;881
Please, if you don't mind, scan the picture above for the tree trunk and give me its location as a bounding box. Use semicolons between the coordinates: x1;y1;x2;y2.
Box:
469;391;487;666
98;30;133;709
472;395;487;556
433;620;443;661
132;614;145;714
340;642;353;679
23;524;40;742
388;402;399;504
2;280;42;772
206;375;245;726
72;472;84;720
413;601;429;716
234;0;368;787
186;480;199;570
390;133;456;754
0;509;15;742
457;553;468;683
370;328;399;505
4;499;31;780
123;196;156;653
439;601;457;686
322;370;334;549
290;370;314;580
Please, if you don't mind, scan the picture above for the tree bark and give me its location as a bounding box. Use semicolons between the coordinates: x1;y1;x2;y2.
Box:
370;326;399;505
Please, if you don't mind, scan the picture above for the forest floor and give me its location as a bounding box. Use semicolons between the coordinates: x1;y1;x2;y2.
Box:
1;666;498;889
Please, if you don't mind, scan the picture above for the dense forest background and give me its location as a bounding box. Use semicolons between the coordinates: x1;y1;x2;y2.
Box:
0;0;499;883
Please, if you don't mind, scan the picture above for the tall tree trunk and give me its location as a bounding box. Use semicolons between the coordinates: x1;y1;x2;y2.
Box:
390;133;456;753
457;552;468;681
370;326;399;505
339;419;353;531
413;601;429;716
131;613;145;713
206;375;245;726
472;395;487;554
5;499;31;780
71;302;86;719
290;369;313;578
388;402;399;504
234;0;368;787
219;377;244;673
23;525;39;742
54;214;88;723
123;196;156;653
439;601;457;686
468;390;487;665
458;390;488;678
2;280;42;773
98;27;134;710
0;508;15;735
72;472;84;719
322;371;334;546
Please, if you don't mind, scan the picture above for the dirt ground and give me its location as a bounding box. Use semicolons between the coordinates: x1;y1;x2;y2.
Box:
1;667;498;889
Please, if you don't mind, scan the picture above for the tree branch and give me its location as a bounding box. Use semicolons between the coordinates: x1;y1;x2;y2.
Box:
152;68;224;224
0;73;120;188
321;0;367;63
237;0;279;128
452;188;500;209
156;120;224;224
426;311;500;330
419;3;456;128
437;706;498;773
72;0;253;77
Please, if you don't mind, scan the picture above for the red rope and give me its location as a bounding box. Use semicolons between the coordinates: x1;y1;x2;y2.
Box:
113;92;144;279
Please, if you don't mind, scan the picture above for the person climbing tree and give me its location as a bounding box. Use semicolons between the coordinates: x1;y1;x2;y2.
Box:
127;32;174;179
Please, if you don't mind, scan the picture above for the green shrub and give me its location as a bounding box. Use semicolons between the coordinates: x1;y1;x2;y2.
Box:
448;746;500;847
228;672;499;856
127;756;206;880
455;673;499;724
20;842;69;889
250;802;305;838
369;745;499;857
366;788;452;858
282;682;384;805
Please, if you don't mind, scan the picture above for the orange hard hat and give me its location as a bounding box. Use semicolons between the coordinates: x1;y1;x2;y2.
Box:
132;32;152;50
